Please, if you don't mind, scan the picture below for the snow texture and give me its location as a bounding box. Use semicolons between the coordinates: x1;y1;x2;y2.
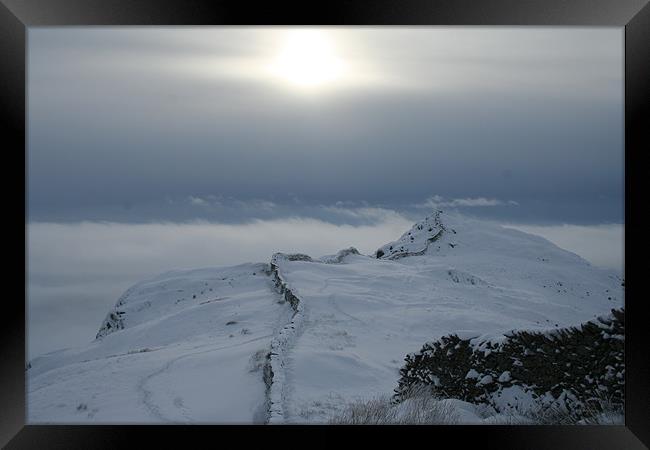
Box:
27;210;624;423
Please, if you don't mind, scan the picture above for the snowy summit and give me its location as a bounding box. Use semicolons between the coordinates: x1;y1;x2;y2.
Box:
27;210;624;424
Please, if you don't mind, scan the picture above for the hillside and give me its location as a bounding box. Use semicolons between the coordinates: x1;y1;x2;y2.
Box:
27;210;624;423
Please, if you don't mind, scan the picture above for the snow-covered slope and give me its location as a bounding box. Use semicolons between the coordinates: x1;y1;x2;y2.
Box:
269;212;622;422
27;264;291;423
27;210;623;423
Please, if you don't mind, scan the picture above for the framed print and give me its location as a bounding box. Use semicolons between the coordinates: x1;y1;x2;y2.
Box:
2;0;649;448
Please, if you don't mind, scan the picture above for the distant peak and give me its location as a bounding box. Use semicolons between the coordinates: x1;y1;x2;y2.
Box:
375;210;446;260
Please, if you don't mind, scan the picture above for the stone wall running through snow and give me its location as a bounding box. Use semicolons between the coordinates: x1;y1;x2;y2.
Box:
264;253;307;423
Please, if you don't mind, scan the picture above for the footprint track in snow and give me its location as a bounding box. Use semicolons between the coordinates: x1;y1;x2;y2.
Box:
137;334;272;422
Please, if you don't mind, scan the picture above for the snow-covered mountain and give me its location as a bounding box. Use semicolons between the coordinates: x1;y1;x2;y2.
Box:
27;210;623;423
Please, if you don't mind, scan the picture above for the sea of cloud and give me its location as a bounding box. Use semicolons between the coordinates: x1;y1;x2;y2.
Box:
27;209;623;359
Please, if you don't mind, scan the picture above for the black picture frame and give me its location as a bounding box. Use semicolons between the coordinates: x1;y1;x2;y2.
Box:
2;0;648;448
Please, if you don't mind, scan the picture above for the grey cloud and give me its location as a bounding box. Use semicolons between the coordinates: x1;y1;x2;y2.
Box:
415;195;519;208
27;28;623;225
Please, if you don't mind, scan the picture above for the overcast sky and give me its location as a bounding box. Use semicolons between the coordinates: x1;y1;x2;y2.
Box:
28;27;623;224
27;27;624;358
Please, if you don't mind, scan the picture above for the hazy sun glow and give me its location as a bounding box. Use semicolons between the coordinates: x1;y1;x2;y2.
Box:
268;30;345;88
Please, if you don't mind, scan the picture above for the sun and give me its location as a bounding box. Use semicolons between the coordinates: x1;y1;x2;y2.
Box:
268;30;345;88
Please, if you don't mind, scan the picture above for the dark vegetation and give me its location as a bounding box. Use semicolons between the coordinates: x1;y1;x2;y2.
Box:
395;308;624;419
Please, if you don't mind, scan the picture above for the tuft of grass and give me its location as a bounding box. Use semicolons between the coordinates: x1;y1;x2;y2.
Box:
329;384;459;425
329;395;398;425
328;386;623;425
504;393;623;425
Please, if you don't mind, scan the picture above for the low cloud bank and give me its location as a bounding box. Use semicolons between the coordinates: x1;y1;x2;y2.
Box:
415;195;519;209
27;215;412;358
27;215;623;358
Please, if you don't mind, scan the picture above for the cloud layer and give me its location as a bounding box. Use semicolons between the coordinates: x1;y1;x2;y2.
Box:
28;213;623;359
27;214;412;358
416;195;519;208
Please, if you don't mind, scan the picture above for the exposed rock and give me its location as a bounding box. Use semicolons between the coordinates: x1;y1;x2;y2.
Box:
375;210;445;260
320;247;361;264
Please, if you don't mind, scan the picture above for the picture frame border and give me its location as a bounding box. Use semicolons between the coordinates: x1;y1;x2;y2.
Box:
2;0;648;447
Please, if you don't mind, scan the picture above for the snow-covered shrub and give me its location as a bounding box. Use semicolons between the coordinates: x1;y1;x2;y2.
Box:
395;308;624;420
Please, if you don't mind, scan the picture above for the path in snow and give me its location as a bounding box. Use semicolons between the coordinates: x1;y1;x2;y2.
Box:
137;334;274;422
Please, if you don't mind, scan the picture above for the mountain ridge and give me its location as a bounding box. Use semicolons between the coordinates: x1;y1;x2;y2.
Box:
27;210;624;424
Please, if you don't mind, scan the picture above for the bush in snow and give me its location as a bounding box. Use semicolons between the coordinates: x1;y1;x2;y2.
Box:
395;308;624;420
